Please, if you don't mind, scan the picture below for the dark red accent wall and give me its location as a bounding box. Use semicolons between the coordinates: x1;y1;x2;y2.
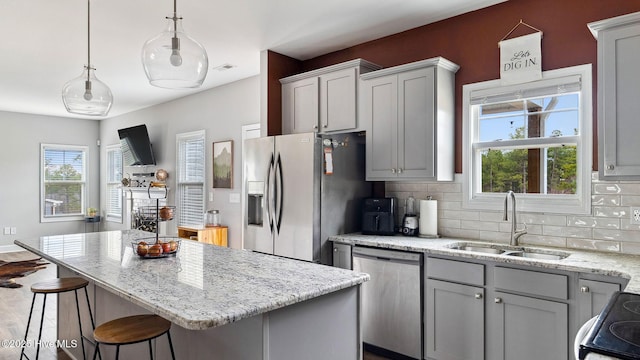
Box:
266;51;302;136
268;0;640;172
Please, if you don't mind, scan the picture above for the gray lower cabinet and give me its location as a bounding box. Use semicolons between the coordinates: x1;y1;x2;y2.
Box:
577;278;621;324
491;292;568;360
426;257;572;360
426;279;484;360
332;242;352;269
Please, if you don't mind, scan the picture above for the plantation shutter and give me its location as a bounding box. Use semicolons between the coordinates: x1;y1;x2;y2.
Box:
106;145;123;221
177;131;205;225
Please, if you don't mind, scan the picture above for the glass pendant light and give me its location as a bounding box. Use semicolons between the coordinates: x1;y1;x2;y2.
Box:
62;0;113;116
141;0;208;89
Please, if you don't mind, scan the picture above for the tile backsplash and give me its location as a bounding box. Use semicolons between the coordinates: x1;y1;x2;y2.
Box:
385;172;640;255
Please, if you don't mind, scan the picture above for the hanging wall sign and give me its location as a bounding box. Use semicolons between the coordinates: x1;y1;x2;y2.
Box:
499;31;542;85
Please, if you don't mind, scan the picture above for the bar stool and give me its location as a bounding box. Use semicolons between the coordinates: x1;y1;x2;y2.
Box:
20;277;97;360
92;314;175;360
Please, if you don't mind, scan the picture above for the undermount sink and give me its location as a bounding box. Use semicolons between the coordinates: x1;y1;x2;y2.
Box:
449;243;569;260
449;245;505;255
503;251;568;261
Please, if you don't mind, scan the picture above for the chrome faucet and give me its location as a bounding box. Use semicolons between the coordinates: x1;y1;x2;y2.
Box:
503;190;527;246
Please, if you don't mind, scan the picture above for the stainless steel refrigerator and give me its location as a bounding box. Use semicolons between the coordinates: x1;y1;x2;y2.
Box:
243;132;370;264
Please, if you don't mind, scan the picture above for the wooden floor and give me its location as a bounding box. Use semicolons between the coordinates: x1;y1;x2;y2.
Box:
0;251;72;360
0;251;389;360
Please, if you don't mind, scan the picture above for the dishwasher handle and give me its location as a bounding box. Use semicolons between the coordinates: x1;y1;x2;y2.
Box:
352;246;422;264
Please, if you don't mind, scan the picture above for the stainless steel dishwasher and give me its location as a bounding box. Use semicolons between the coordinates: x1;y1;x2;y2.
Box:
352;246;422;359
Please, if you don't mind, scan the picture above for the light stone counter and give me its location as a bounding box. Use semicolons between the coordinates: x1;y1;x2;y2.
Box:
330;233;640;293
15;230;368;330
16;230;368;360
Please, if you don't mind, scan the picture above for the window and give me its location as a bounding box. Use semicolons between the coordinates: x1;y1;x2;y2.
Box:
462;65;592;214
106;144;123;222
41;144;88;222
176;130;205;225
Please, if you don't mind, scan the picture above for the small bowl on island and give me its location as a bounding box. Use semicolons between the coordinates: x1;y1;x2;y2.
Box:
132;237;181;259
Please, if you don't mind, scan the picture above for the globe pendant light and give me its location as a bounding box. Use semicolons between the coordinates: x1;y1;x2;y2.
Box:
62;0;113;116
141;0;208;89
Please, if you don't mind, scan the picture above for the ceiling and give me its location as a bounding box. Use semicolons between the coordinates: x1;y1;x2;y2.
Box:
2;0;507;120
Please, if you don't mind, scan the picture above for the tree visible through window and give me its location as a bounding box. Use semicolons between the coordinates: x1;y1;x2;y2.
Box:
41;144;87;220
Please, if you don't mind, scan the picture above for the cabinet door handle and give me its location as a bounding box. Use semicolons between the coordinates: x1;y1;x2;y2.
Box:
334;247;338;252
323;124;328;128
580;286;590;293
397;168;403;174
313;125;318;130
494;297;502;304
607;164;614;170
391;168;396;174
475;293;483;299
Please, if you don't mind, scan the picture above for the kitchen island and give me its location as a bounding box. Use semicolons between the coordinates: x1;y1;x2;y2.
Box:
15;230;368;360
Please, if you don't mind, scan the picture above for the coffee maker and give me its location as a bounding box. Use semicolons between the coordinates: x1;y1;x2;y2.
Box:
402;196;419;236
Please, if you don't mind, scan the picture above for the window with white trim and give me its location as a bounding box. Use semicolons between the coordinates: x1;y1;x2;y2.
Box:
41;144;88;222
176;130;205;225
106;144;123;222
462;64;592;214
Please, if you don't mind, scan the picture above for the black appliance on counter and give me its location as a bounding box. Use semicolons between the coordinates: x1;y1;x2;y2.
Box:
362;198;396;236
580;292;640;359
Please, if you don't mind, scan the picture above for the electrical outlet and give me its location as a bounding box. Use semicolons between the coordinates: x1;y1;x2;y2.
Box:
10;227;16;235
3;227;9;235
631;207;640;224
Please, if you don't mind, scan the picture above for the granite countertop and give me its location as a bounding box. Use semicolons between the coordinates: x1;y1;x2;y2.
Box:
15;230;369;330
330;233;640;293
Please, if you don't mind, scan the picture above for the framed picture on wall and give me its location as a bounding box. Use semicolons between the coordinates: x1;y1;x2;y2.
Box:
213;140;233;188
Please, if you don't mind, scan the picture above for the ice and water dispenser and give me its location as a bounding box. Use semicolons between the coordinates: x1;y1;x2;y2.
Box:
247;181;263;226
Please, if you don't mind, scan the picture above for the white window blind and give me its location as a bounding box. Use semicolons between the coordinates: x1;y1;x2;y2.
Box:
176;131;205;226
41;144;88;222
106;144;123;222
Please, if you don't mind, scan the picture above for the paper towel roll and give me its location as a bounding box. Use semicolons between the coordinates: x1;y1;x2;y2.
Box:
419;199;438;237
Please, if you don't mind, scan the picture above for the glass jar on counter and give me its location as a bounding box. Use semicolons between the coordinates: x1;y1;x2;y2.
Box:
205;210;220;227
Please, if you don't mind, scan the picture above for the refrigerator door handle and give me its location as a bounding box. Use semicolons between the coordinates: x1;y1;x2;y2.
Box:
266;153;275;232
275;153;284;233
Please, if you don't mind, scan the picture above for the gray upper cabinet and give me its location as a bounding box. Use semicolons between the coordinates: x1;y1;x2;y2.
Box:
589;12;640;179
280;59;381;134
281;77;319;134
360;57;458;181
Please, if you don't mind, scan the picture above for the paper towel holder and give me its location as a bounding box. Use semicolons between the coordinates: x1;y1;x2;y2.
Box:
418;196;440;238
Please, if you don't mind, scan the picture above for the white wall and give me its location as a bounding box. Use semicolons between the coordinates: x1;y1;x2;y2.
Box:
100;75;260;249
0;111;100;247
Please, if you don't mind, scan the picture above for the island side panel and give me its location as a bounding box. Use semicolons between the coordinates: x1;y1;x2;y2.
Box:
265;285;361;360
58;272;362;360
92;281;264;359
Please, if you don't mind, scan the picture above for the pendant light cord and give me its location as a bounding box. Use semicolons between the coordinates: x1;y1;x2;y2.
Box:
173;0;179;33
86;0;91;81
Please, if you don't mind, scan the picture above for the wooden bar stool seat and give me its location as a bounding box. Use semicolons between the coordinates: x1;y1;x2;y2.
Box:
32;277;89;293
92;315;175;360
21;277;97;360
